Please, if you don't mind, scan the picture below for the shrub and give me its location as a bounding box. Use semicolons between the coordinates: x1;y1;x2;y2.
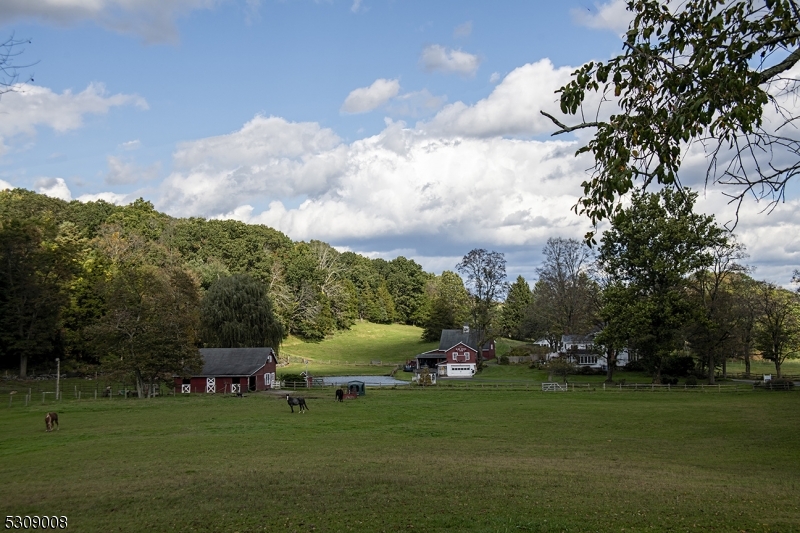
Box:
660;375;679;385
624;359;646;372
662;354;696;377
684;375;698;386
498;355;510;365
281;373;307;386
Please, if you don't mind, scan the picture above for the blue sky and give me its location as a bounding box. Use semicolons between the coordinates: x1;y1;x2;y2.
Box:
1;0;798;286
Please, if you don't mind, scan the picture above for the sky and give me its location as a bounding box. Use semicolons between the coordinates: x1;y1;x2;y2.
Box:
0;0;798;286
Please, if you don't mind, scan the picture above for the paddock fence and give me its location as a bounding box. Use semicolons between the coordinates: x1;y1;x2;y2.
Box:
2;376;797;407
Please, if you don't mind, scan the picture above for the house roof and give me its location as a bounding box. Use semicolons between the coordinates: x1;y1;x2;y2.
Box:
561;334;596;345
416;350;446;359
439;330;489;352
197;348;275;377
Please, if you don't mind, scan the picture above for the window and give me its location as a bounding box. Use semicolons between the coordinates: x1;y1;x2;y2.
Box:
465;353;470;361
578;355;597;365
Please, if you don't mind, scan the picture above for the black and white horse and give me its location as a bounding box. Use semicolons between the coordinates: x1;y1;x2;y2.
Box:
286;395;308;413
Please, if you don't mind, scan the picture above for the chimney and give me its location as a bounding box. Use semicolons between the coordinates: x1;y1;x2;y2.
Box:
462;324;469;334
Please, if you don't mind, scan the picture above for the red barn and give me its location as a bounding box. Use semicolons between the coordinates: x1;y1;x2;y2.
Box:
175;348;277;394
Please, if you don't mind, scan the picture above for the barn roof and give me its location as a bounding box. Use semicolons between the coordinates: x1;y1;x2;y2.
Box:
439;330;488;352
197;348;275;377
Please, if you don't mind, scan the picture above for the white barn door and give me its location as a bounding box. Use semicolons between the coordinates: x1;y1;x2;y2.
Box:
206;377;216;393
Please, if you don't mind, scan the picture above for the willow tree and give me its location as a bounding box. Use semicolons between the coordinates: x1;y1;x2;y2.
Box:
201;273;284;351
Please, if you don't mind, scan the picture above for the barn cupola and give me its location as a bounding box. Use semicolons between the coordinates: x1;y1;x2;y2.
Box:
462;324;470;334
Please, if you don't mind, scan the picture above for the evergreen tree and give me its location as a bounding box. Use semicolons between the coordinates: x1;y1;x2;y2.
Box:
500;275;532;340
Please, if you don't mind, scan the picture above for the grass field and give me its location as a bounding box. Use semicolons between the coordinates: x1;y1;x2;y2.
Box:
2;388;799;532
279;322;438;376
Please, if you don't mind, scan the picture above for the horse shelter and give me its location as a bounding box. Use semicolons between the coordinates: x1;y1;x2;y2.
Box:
175;348;278;394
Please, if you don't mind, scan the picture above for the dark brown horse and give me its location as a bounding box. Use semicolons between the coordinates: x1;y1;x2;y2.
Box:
335;389;344;402
286;395;308;413
45;412;59;432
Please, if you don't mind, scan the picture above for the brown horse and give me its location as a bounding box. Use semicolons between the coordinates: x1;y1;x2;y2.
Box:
286;395;308;413
45;412;59;432
335;388;344;402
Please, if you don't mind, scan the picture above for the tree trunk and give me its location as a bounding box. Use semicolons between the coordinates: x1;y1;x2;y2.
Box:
744;349;751;376
19;354;27;378
605;349;617;382
134;370;145;399
708;352;716;385
775;360;782;379
722;357;727;379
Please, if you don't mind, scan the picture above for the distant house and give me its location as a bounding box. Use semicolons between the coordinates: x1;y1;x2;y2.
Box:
415;326;496;379
175;347;277;394
558;333;630;370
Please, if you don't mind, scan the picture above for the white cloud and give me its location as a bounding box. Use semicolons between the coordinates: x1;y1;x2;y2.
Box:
0;83;147;156
385;89;446;118
106;155;161;185
0;179;12;190
419;45;480;76
0;0;221;43
119;139;142;150
160;115;346;215
341;78;401;114
30;177;131;205
149;57;800;284
76;191;131;205
35;177;72;201
454;21;472;38
421;59;581;138
489;72;500;83
351;0;363;13
571;0;632;35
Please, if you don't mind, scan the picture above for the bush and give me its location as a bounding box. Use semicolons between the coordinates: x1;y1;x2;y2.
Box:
684;375;698;386
576;365;604;375
624;359;646;372
281;373;307;386
498;355;510;365
660;375;679;385
662;354;695;377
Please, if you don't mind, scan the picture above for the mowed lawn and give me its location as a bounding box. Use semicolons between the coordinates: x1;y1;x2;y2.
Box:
1;389;799;532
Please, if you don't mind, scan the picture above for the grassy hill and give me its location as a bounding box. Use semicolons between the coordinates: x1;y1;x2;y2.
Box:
279;321;438;376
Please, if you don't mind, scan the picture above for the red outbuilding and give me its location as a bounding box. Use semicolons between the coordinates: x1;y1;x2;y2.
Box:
175;347;277;394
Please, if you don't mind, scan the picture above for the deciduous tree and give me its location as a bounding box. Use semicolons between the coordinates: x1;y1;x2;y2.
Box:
597;189;727;381
456;249;508;366
544;0;800;237
754;282;800;378
89;264;202;398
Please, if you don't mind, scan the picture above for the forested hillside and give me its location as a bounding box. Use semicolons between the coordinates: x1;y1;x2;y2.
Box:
0;189;446;378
